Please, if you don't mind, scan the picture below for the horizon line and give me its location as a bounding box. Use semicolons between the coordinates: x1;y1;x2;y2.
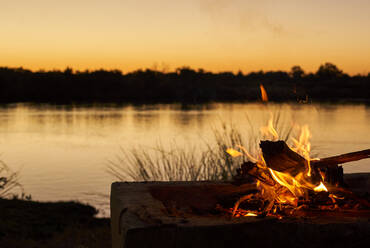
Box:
1;63;370;76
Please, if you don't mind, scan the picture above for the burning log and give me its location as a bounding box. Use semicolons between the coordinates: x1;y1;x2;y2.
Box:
260;140;307;175
260;141;370;171
231;140;370;218
258;141;370;186
234;161;276;186
319;165;345;186
235;141;370;186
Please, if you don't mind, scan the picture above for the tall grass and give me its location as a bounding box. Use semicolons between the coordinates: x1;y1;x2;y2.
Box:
0;160;24;198
107;110;299;182
107;123;248;181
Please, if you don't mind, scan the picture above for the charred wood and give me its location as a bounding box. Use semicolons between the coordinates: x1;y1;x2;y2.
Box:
259;140;307;176
259;140;369;186
234;161;276;186
318;166;346;187
259;141;369;171
233;141;369;194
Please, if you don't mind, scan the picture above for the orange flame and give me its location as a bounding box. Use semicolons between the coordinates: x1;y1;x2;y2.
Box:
260;84;268;102
260;116;279;141
268;169;306;197
227;116;331;217
226;148;243;157
291;125;312;177
245;212;258;217
236;145;259;163
314;182;328;192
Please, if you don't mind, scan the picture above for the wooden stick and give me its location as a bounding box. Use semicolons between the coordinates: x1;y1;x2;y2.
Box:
311;149;370;168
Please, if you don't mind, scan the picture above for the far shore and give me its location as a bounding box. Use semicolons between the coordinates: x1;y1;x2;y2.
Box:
1;63;369;104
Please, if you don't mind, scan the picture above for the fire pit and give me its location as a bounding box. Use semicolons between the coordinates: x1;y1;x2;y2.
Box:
111;174;370;248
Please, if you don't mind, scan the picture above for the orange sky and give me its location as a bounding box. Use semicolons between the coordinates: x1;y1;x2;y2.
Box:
1;0;370;74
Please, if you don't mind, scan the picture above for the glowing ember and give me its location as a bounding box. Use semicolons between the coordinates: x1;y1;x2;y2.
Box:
245;212;258;217
314;182;328;192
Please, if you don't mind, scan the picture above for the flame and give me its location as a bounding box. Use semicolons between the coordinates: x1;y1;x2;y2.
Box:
314;182;328;192
236;145;259;163
260;84;268;102
268;169;305;198
291;125;312;177
244;212;258;217
330;194;344;200
225;208;258;217
226;115;334;218
260;115;279;141
226;148;243;157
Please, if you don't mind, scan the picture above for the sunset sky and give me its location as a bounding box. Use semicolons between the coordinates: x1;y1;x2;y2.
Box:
1;0;370;74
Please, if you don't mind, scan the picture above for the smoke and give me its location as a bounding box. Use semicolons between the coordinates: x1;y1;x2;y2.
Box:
197;0;285;36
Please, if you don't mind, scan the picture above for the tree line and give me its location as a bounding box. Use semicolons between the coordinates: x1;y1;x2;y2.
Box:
0;63;368;103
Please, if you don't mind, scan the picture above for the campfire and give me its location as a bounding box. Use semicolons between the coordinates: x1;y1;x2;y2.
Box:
111;120;370;248
111;87;370;247
220;116;370;219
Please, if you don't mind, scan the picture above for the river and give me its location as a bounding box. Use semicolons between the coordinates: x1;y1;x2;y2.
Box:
0;103;369;216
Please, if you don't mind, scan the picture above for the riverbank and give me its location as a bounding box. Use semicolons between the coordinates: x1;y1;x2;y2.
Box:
0;198;111;247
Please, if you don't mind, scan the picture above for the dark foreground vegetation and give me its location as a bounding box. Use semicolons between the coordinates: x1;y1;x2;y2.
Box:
0;198;110;248
0;63;369;103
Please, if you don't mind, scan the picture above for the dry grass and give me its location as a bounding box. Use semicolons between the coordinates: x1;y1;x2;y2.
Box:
107;123;246;181
0;160;25;199
107;107;302;182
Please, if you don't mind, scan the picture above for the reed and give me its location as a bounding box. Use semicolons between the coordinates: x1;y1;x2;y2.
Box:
0;160;24;198
107;111;301;182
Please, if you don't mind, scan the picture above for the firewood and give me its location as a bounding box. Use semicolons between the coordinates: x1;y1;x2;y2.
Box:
234;161;276;186
260;140;307;175
318;166;346;187
260;141;370;171
311;149;370;168
234;141;369;189
260;140;369;173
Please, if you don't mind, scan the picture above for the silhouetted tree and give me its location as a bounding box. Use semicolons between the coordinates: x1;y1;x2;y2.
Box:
64;67;73;75
290;66;305;79
316;62;344;79
0;64;368;103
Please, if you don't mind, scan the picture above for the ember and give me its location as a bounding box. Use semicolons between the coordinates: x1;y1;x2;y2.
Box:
224;117;370;219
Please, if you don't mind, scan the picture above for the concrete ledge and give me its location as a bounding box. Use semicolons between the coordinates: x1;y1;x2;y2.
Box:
111;174;370;248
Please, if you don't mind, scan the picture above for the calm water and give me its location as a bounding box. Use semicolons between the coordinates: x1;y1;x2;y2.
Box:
0;103;369;217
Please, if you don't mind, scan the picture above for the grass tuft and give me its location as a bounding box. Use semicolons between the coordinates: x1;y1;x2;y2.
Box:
0;160;25;199
107;109;305;182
